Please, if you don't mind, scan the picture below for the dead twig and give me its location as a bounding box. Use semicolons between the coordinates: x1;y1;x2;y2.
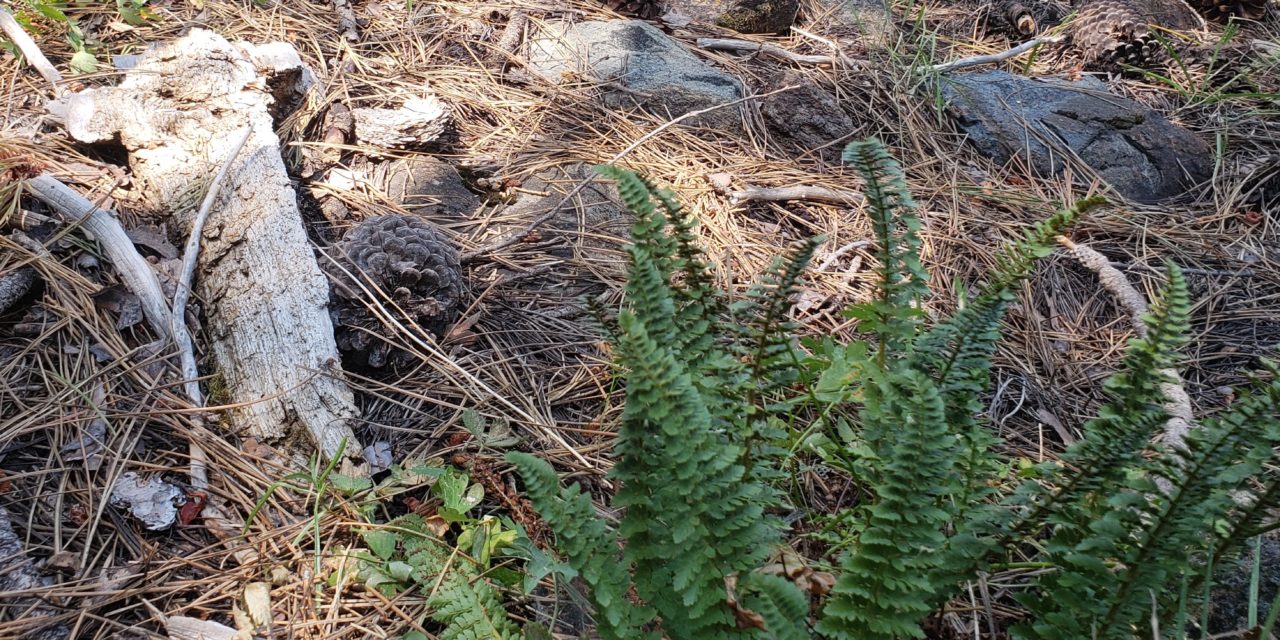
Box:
462;85;802;263
0;8;63;95
729;184;866;207
930;36;1062;73
173;125;253;502
24;175;171;339
1058;236;1194;451
696;37;853;66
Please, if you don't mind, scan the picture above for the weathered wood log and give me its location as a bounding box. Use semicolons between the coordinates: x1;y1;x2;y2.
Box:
52;29;360;462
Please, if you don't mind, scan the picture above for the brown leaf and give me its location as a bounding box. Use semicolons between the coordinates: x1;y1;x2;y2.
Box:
126;225;178;259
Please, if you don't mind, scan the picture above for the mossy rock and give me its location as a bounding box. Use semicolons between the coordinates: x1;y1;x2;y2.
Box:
670;0;799;34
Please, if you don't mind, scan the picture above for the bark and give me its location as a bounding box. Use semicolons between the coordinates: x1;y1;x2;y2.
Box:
53;29;360;461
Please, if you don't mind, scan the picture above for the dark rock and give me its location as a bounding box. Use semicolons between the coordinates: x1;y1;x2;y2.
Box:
668;0;799;34
1208;537;1280;635
327;157;481;220
940;70;1212;203
506;164;633;259
758;71;855;161
527;20;744;129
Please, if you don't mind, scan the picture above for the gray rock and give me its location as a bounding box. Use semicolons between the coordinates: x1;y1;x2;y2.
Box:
758;70;855;161
527;20;744;129
326;157;480;220
507;164;633;259
940;70;1212;203
667;0;799;34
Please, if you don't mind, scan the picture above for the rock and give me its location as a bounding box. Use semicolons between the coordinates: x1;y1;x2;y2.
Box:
527;20;744;129
506;164;633;258
940;70;1212;203
1208;537;1280;634
668;0;799;34
758;71;854;161
325;157;480;219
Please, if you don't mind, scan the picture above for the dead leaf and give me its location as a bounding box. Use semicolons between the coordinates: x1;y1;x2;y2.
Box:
126;225;178;259
164;616;239;640
363;442;393;474
178;491;206;526
93;285;144;329
1034;408;1075;445
109;472;184;531
43;550;79;575
243;582;272;627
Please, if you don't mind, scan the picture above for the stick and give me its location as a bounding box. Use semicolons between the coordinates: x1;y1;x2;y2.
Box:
696;37;849;66
930;36;1062;73
172;126;253;499
729;184;866;207
25;175;171;339
462;84;801;262
0;8;63;95
1058;237;1194;452
815;239;872;272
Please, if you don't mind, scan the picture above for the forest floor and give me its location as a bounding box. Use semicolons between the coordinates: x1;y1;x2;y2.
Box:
1;0;1278;638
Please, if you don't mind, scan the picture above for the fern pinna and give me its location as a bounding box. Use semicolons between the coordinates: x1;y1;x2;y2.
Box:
509;165;815;640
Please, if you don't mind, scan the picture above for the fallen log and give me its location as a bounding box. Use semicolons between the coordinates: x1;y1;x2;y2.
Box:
49;29;361;463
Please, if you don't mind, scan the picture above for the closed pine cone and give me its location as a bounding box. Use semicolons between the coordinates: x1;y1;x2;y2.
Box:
326;215;464;368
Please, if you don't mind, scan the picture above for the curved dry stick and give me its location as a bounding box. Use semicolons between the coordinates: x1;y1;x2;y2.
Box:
696;37;852;66
25;175;171;339
729;185;866;207
1058;237;1194;451
0;9;63;95
173;125;253;501
930;36;1062;73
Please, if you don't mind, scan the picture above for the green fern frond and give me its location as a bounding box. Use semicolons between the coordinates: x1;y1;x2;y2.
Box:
1012;263;1192;540
505;452;655;640
1011;265;1201;639
818;369;962;640
383;516;523;640
841;139;929;353
739;572;811;640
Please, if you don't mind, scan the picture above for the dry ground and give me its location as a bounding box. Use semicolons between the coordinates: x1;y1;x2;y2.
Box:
0;0;1278;637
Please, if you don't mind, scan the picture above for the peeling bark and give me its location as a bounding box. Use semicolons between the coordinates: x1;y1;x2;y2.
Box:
53;30;360;461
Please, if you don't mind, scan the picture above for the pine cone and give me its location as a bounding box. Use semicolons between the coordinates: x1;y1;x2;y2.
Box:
988;0;1069;36
327;215;464;368
603;0;665;19
1189;0;1270;20
1065;0;1162;70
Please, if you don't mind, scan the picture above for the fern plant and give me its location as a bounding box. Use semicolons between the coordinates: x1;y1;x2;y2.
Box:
508;165;818;640
507;139;1280;640
1008;268;1280;639
358;514;522;640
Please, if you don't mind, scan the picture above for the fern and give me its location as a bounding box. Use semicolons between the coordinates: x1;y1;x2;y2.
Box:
367;515;522;640
739;572;812;640
511;167;808;639
505;452;655;640
508;142;1280;640
842;139;930;355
